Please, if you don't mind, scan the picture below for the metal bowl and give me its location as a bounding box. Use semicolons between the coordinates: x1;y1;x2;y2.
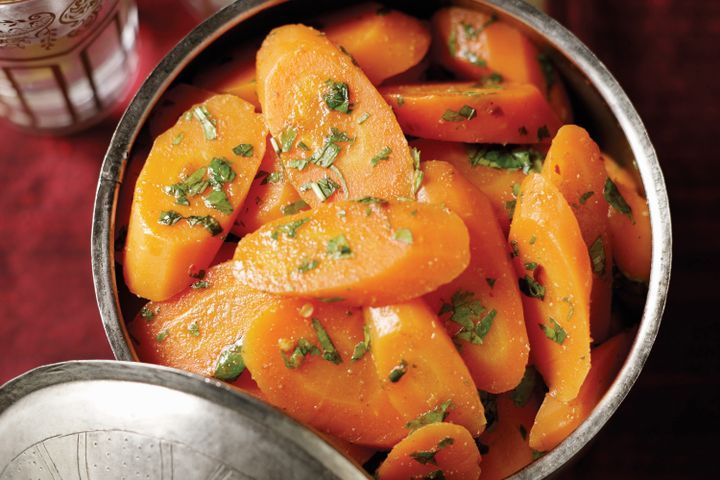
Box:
91;0;672;478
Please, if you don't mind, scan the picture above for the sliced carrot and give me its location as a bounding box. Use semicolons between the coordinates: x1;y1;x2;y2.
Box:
318;432;376;467
124;94;267;300
192;39;261;111
377;422;482;480
257;24;414;206
530;330;634;452
366;300;486;436
232;200;470;306
231;137;307;236
419;161;529;393
380;82;560;144
431;6;572;123
148;83;215;138
242;299;406;448
542;125;613;343
321;2;431;85
508;174;592;402
478;392;541;480
129;261;279;387
115;146;148;265
604;156;652;282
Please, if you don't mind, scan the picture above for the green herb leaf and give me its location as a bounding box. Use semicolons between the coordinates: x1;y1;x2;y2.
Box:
208;157;236;186
327;234;352;258
281;338;320;369
214;339;245;381
370;146;392;166
603;177;633;221
281;199;310;216
324;80;352;114
158;210;183;226
287;159;310;171
329;165;349;200
466;145;544;174
406;400;453;431
351;325;371;361
356;196;389;206
589;236;606;275
579;191;594;205
262;171;283;185
409;436;454;466
460;14;497;39
511;366;539;407
519;274;545;300
442;105;477;122
185;215;223;236
300;177;340;202
280;127;298;152
388;359;408;383
191;280;209;289
319;297;345;303
357;112;370;124
439;290;495;345
298;258;320;273
529;235;537;245
193;105;217;140
394;228;413;244
312;318;342;364
233;143;253;157
411;147;424;195
271;217;310;240
525;262;538;271
204;190;233;215
187;321;200;336
297;141;310;151
155;330;168;343
539;317;567;344
172;133;184;145
140;306;155;321
479;72;504;87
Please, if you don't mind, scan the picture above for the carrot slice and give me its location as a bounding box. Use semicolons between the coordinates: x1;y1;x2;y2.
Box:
129;261;279;392
321;2;431;85
232;200;470;306
431;6;572;123
124;94;267;300
530;330;634;452
542;125;613;343
257;24;414;206
231;137;307;236
148;83;215;138
377;422;482;480
604;156;652;282
242;299;406;448
508;173;592;402
419;161;529;393
366;300;486;436
478;392;541;480
318;432;376;467
380;82;560;144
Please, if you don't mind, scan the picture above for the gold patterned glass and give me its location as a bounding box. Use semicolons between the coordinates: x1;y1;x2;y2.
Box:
0;0;138;133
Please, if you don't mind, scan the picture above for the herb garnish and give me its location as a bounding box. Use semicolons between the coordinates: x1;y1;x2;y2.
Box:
327;234;352;258
271;217;310;240
406;400;453;431
172;133;184;145
519;274;545;300
187;322;200;337
140;306;155;321
300;177;340;202
281;338;320;369
209;157;236;187
442;105;477;122
191;280;209;289
193;105;217;140
324;80;352;114
603;177;633;221
411;147;424;195
467;145;544;174
388;359;408;383
439;290;496;344
281;199;310;216
410;437;455;466
589;236;606;275
351;325;371;361
232;143;253;157
579;191;594;205
420;471;446;480
159;210;183;226
370;146;392;166
156;330;168;343
280;127;297;153
394;228;413;244
312;318;342;364
204;190;233;215
287;159;309;171
540;317;567;344
214;339;245;381
480;391;498;431
357;112;370;124
298;259;319;273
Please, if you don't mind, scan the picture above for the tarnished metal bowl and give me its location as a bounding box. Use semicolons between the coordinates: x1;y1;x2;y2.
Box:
91;0;672;478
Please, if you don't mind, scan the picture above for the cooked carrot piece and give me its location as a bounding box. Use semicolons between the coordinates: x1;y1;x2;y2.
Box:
603;155;652;282
317;432;376;467
419;161;529;393
115;146;148;265
478;391;541;480
410;138;536;233
508;173;592;402
124;94;267;300
231;137;306;236
192;39;261;111
380;82;561;145
530;330;634;452
242;299;407;448
321;2;431;85
365;300;486;436
233;200;470;306
148;83;215;138
542;125;613;343
377;422;481;480
257;24;414;206
431;6;572;123
129;261;279;384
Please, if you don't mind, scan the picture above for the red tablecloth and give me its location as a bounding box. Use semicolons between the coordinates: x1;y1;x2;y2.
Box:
1;1;718;478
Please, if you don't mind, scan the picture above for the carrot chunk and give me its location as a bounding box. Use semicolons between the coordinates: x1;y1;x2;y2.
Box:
148;83;215;138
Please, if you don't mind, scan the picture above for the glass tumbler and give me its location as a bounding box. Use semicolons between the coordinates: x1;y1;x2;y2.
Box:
0;0;139;133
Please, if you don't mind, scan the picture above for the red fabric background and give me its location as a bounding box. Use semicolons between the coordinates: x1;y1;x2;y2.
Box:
1;1;718;477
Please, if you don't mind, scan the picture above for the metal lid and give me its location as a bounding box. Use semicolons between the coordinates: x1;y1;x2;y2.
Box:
0;361;366;480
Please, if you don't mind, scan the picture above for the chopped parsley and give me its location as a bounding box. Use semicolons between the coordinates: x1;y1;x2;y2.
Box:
287;159;309;171
357;112;370;124
511;366;539;407
603;177;634;221
281;337;320;369
271;217;310;240
158;210;183;226
203;190;233;215
540;317;567;344
327;234;352;258
298;258;319;273
356;196;388;206
297;141;310;151
442;105;477;122
532;449;546;461
324;80;352;114
370;146;392;166
466;145;544;174
388;359;408;383
406;400;453;431
411;147;424;195
155;330;169;342
460;14;497;39
281;199;309;216
537;125;551;141
191;280;209;289
300;177;340;202
164;167;206;206
312;318;342;364
263;171;283;184
140;306;155;321
439;290;496;344
409;437;455;466
579;191;595;205
214;339;245;381
232;143;253;157
519;274;545;300
172;133;184;145
525;262;538;271
299;303;314;318
208;157;236;187
351;325;371;361
394;228;413;244
529;235;537;245
193;105;217;140
185;215;223;236
187;322;200;337
589;236;606;276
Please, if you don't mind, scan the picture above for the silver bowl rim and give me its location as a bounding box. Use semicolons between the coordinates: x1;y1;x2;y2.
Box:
91;0;672;478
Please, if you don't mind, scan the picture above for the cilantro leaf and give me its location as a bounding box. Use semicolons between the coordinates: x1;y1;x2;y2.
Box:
442;105;477;122
185;215;223;236
281;199;310;216
405;400;453;431
298;258;319;273
271;217;310;240
603;177;634;221
466;145;544;174
589;236;606;276
370;146;392;166
193;105;217;140
519;274;545;300
388;359;408;383
233;143;253;157
351;325;371;361
300;177;340;202
281;338;320;369
539;317;567;344
312;318;342;364
327;234;352;258
394;228;413;244
324;80;352;114
280;127;297;152
158;210;183;226
214;339;245;381
203;190;233;215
